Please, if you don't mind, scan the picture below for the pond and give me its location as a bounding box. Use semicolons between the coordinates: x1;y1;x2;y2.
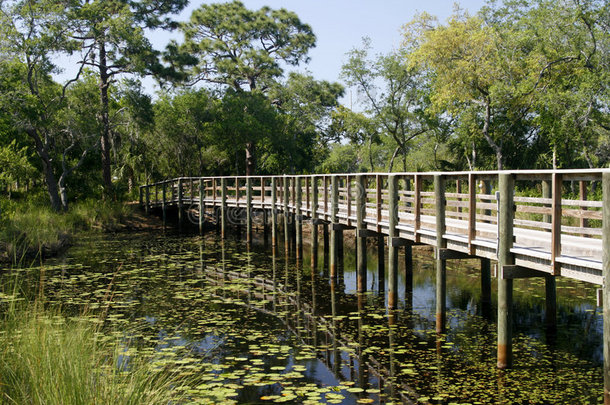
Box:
3;224;604;404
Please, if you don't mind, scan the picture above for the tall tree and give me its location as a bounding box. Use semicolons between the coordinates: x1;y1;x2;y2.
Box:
341;39;431;172
0;0;97;211
269;72;344;173
177;0;316;175
68;0;187;193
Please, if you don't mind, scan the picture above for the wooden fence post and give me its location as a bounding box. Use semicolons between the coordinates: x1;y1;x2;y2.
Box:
246;177;252;244
356;174;367;293
296;177;303;260
542;178;557;330
387;174;398;309
498;173;515;369
221;178;227;239
312;176;319;269
330;175;340;279
145;185;150;215
177;178;183;229
162;182;167;226
271;177;277;246
284;176;290;253
602;172;610;404
199;178;205;235
434;174;446;333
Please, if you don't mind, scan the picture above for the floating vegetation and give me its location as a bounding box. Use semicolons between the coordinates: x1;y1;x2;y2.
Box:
1;230;603;404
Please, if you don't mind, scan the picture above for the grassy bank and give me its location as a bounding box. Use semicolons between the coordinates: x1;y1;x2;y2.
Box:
0;198;134;263
0;299;188;404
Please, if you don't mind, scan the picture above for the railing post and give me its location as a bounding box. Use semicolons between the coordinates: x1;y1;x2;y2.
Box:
246;177;252;244
468;173;477;255
139;185;143;207
434;174;446;334
271;177;277;246
162;182;167;226
330;175;340;279
221;178;227;239
199;178;205;235
498;173;515;369
481;180;492;319
356;174;367;293
296;177;303;260
284;176;290;252
376;175;385;293
542;178;557;331
312;176;319;269
145;185;150;215
551;173;562;275
602;172;610;404
388;174;398;309
178;178;183;228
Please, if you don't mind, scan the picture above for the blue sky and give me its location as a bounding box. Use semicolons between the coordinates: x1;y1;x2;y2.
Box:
147;0;488;88
56;1;490;98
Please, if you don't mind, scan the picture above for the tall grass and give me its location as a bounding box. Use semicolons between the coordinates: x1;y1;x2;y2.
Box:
0;302;189;404
0;199;133;262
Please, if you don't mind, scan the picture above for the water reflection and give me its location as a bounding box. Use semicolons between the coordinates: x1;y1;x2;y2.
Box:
13;227;605;404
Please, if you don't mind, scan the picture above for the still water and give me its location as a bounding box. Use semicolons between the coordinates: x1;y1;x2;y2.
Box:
9;226;604;404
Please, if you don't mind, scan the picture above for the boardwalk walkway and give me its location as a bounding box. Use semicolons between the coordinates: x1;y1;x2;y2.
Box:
140;169;610;400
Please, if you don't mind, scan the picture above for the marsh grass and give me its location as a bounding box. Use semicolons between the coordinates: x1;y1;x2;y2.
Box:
0;300;189;404
0;199;133;262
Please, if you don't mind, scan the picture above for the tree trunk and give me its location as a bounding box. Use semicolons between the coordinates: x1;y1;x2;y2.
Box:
245;142;255;176
481;99;503;170
388;146;400;173
98;41;113;194
28;129;62;211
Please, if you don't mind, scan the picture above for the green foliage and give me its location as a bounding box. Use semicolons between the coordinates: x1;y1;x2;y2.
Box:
0;139;35;189
178;0;316;91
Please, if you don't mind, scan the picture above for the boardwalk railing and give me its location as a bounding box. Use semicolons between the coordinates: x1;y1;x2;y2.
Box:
140;169;610;396
140;170;605;284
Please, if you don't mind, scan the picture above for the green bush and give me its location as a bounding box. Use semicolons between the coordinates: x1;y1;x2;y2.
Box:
0;199;134;262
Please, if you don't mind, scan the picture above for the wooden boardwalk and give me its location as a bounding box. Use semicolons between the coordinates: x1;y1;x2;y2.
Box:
141;169;610;400
141;170;604;285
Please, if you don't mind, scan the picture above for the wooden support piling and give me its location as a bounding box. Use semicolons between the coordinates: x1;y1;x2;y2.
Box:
284;176;290;252
356;175;367;293
178;179;183;229
481;180;492;319
542;180;557;330
387;174;398;309
312;176;319;270
434;175;447;334
296;177;303;260
404;244;413;312
498;173;515;369
199;178;205;234
246;177;252;244
330;175;339;279
162;182;167;226
602;172;610;404
145;185;150;215
221;178;227;239
377;235;385;293
271;177;277;247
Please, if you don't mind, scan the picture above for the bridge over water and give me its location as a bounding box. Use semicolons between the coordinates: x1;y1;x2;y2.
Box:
140;169;610;402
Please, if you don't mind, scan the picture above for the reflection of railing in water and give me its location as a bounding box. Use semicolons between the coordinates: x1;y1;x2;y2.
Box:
141;169;610;400
203;262;420;404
